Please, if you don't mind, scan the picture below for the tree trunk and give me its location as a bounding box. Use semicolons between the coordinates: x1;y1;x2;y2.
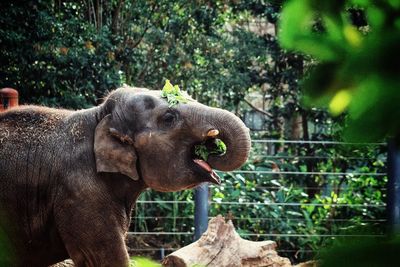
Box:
111;0;125;35
162;215;292;267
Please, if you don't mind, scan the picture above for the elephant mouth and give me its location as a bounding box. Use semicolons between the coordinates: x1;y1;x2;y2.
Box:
192;159;221;185
190;137;223;185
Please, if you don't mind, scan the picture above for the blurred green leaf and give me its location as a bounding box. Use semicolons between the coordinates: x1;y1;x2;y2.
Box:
130;257;161;267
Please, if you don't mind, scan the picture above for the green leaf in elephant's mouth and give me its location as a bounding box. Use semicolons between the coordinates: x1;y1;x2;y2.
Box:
192;138;226;185
194;138;227;161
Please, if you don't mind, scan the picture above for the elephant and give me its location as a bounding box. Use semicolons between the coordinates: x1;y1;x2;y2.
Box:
0;85;251;267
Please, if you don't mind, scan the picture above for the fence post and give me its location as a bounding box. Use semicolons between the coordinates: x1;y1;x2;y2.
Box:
194;183;209;240
387;140;400;234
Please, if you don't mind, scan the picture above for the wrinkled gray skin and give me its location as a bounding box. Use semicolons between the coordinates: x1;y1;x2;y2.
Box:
0;86;251;267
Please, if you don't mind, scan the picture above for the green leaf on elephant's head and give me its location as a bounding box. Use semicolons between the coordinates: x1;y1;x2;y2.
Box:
161;79;189;107
162;79;175;95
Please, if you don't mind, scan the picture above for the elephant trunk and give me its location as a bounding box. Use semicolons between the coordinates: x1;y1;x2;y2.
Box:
188;105;251;171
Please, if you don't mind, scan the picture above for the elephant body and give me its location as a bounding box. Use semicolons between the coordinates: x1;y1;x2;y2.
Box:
0;86;250;267
0;107;144;266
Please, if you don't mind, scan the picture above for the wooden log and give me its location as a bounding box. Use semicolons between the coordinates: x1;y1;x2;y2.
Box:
162;215;293;267
49;259;74;267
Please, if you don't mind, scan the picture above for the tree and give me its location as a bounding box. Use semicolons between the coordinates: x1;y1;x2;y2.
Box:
279;0;400;142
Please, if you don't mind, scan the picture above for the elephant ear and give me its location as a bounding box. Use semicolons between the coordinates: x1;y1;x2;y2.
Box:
94;114;139;180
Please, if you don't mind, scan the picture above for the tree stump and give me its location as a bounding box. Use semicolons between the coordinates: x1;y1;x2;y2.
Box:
162;215;292;267
49;259;74;267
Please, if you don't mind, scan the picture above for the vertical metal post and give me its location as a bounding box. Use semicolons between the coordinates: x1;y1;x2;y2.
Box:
387;140;400;234
194;183;209;240
160;247;165;260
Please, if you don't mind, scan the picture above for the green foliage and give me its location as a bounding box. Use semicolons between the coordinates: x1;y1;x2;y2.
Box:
215;139;227;155
0;212;17;266
195;139;227;161
319;236;400;267
194;145;209;162
130;257;161;267
0;1;123;108
0;0;306;115
279;0;400;141
161;80;188;107
208;141;386;262
0;227;15;265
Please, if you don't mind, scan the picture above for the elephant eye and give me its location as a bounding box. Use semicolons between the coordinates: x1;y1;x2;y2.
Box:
162;111;177;125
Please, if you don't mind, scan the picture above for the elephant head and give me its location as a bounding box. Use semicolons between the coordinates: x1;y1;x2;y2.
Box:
94;86;251;192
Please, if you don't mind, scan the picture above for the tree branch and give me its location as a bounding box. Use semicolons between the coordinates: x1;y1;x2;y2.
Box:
130;3;157;48
243;98;272;117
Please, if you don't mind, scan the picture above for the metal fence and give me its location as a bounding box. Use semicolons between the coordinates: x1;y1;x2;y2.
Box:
128;139;389;263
